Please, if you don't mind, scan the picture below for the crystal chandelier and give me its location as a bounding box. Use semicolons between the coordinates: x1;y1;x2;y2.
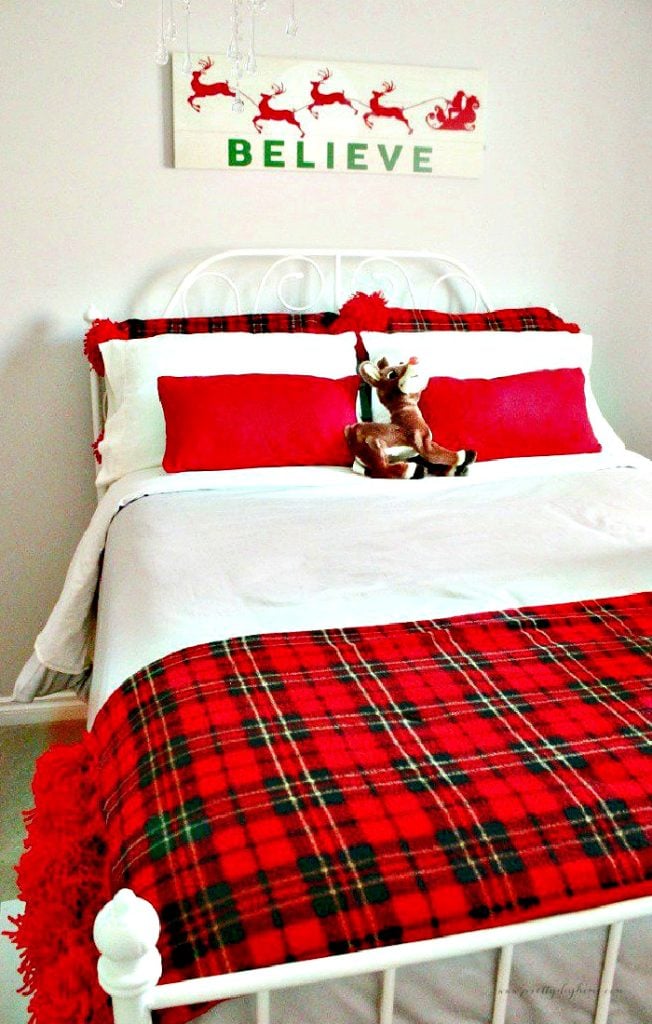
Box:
109;1;299;77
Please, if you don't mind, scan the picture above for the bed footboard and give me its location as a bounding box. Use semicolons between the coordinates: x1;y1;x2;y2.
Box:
94;888;652;1024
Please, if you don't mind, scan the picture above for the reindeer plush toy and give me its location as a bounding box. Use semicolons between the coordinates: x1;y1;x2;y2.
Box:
345;356;476;479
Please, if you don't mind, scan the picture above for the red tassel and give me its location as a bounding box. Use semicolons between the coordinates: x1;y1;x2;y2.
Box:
3;739;113;1024
331;291;390;360
83;319;129;376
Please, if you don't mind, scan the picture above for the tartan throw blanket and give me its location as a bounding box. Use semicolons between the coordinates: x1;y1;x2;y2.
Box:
10;593;652;1024
91;592;652;1023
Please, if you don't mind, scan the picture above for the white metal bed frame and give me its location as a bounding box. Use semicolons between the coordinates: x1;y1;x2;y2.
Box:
87;249;652;1023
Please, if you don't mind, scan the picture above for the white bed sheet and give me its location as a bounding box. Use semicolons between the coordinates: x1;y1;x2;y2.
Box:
86;451;652;723
14;451;652;716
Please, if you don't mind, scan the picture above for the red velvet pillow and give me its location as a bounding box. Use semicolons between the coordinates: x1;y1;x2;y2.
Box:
84;312;342;376
419;368;601;461
158;373;359;472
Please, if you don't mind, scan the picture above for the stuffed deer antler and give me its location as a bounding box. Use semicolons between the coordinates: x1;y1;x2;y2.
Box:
345;356;476;479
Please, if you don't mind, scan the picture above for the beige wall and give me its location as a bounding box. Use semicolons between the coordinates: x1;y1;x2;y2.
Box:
1;1;650;696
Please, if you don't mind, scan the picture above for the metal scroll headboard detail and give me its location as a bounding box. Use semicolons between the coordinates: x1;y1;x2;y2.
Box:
161;248;491;318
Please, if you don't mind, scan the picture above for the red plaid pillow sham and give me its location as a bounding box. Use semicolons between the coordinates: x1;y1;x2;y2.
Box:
85;296;580;377
332;291;580;337
84;312;341;376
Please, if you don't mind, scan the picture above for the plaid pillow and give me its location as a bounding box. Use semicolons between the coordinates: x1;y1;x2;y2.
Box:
84;312;340;376
332;291;580;338
386;306;581;332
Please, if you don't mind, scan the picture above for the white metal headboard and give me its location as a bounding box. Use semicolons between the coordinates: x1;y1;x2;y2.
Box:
161;248;491;318
87;248;492;491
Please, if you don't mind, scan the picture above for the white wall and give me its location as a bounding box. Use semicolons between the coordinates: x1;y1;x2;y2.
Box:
1;0;650;697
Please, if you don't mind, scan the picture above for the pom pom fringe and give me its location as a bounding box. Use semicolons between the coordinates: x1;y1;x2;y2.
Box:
337;291;390;332
92;430;104;465
333;291;390;360
2;739;113;1024
83;319;129;376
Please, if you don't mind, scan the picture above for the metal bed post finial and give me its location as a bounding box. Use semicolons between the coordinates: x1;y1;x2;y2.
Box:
94;888;162;1024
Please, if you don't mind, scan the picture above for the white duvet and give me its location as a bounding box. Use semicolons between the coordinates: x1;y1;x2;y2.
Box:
13;451;652;725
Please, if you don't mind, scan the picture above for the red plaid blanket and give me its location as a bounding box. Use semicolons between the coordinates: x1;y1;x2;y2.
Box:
11;594;651;1024
87;592;652;1023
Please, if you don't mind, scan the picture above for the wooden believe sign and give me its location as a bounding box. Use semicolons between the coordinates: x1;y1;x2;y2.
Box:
172;55;486;177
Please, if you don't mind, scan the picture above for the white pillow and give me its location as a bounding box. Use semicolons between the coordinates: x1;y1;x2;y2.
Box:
361;330;625;454
97;331;359;487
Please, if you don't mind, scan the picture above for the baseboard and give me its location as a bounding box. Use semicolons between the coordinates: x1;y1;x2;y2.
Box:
0;692;87;726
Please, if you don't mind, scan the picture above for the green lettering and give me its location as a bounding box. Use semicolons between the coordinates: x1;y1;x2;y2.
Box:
264;140;285;167
228;138;252;167
378;144;402;172
326;141;335;169
413;146;433;173
347;142;368;170
297;142;315;169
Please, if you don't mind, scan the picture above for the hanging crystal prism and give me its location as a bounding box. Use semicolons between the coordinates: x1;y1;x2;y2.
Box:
165;0;177;43
244;2;257;74
228;0;246;112
108;0;285;73
228;0;243;64
285;0;299;37
154;0;169;64
182;0;192;73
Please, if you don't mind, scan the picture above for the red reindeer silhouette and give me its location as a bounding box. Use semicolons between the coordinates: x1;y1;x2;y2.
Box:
363;81;413;135
307;69;357;118
253;83;305;137
426;91;480;131
187;58;236;112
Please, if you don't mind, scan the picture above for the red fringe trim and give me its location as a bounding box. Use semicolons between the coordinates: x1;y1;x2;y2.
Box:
83;319;130;377
3;739;113;1024
91;430;104;466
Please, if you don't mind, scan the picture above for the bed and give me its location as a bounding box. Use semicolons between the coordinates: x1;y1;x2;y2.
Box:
9;250;652;1024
